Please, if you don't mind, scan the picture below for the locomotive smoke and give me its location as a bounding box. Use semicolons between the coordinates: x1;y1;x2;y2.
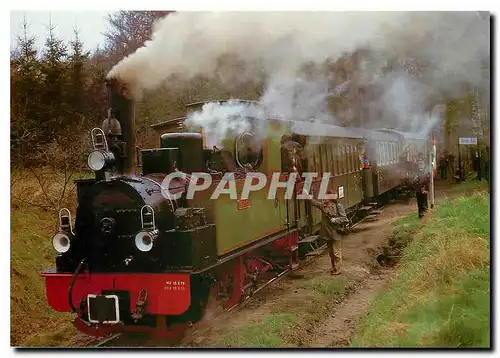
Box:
184;100;266;148
108;11;489;145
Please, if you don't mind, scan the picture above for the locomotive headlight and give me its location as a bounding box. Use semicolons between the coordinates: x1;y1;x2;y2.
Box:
52;233;71;253
134;230;158;252
87;150;115;171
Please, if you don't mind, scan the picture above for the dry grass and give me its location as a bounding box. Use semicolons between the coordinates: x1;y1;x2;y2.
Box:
409;235;488;292
10;169;90;347
350;184;490;348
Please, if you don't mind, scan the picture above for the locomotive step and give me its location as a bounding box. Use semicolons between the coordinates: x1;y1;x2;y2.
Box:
299;235;323;243
370;209;384;215
305;243;328;257
364;215;379;222
359;206;373;211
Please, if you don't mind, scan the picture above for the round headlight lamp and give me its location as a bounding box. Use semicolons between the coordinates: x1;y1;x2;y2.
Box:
52;233;71;253
87;150;115;172
134;230;159;252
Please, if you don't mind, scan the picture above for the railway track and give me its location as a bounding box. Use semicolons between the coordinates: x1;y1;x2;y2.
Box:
94;334;122;347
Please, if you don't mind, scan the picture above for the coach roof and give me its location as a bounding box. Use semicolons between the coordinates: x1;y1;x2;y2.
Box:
351;128;400;142
376;128;429;141
291;120;363;139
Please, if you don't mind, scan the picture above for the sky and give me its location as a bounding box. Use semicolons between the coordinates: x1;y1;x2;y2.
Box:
10;11;111;52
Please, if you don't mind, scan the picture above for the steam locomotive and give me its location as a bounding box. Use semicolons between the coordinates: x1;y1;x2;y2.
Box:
41;78;429;338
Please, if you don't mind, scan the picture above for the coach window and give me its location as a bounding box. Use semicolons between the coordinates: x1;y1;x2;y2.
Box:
328;144;333;174
313;145;320;173
344;145;349;173
307;146;315;172
349;144;354;173
348;145;352;172
345;145;351;173
352;144;357;172
386;142;390;165
346;144;350;173
318;144;324;173
360;145;364;170
348;144;352;173
354;144;359;171
338;145;343;175
382;142;389;165
343;145;348;174
334;144;339;175
321;144;328;174
316;144;322;173
325;144;333;175
330;144;335;174
380;142;385;165
356;145;362;171
310;145;318;172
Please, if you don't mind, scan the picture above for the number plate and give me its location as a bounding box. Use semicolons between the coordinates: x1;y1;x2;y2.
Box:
87;294;120;324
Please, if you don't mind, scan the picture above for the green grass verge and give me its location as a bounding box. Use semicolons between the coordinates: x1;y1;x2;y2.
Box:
350;182;490;348
306;277;347;296
218;277;347;347
218;313;298;347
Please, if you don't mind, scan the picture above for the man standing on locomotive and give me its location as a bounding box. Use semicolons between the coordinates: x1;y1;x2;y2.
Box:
303;188;349;275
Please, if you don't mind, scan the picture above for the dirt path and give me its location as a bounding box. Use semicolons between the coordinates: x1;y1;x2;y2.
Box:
308;270;393;347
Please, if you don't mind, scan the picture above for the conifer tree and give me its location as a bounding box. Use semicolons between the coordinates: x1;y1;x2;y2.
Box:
68;26;90;119
40;18;69;137
10;17;43;164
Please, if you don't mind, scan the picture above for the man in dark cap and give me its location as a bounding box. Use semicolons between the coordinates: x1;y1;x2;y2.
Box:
303;188;349;275
414;158;431;218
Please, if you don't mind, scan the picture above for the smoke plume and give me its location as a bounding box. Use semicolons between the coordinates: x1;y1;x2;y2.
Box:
108;11;490;139
184;99;266;148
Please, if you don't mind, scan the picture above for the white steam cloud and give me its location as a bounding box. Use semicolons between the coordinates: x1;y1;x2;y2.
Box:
184;100;266;148
108;11;490;142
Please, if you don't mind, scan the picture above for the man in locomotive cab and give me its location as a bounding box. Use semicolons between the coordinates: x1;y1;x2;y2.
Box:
414;156;430;219
281;135;304;174
303;189;349;275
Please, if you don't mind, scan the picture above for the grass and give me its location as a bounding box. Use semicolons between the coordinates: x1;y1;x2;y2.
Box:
307;277;347;296
217;277;347;347
219;313;298;347
11;205;78;347
350;180;490;348
10;169;90;347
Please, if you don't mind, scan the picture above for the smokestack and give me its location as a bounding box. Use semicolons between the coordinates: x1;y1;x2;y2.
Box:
105;78;136;174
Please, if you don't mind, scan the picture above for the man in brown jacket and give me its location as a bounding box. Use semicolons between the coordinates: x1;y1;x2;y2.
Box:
304;189;349;275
